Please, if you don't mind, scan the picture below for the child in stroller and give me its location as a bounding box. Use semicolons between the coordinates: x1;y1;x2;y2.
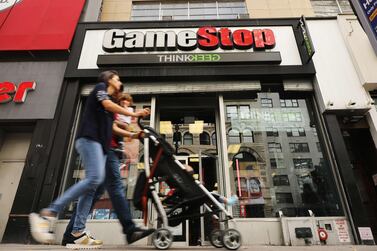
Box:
162;164;238;207
133;118;242;250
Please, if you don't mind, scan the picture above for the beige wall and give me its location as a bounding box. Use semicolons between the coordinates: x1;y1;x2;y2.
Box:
101;0;316;21
100;0;132;21
246;0;314;18
337;15;377;90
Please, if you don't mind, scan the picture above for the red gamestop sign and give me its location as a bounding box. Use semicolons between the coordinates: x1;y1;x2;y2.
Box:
0;81;36;103
197;27;276;50
102;27;276;52
0;0;85;50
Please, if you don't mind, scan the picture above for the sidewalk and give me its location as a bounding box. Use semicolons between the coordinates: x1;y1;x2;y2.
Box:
0;245;376;251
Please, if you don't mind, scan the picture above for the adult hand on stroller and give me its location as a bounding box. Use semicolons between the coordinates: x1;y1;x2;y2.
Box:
135;108;150;117
226;195;239;205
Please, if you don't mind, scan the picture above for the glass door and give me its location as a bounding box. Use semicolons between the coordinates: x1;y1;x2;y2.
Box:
157;95;219;246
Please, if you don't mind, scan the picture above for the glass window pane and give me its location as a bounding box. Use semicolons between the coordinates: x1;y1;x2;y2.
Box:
239;105;250;119
190;8;217;15
211;132;217;146
219;14;238;19
162;2;188;9
242;129;253;143
162;8;188;16
200;132;211;145
183;132;193;145
228;128;241;144
190;2;216;8
218;1;245;8
226;92;343;218
173;15;189;20
133;2;160;9
226;106;238;120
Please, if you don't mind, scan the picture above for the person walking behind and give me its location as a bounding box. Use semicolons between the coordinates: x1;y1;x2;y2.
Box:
29;71;150;248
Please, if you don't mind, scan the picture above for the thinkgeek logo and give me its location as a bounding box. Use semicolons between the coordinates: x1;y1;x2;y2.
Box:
0;0;21;12
103;26;276;52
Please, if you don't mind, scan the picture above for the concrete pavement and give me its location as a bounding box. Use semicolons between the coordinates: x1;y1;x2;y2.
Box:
0;245;376;251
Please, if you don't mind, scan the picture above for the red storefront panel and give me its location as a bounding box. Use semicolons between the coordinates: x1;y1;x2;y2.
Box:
0;0;85;50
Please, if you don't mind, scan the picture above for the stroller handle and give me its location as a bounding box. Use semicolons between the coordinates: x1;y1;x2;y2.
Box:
137;116;146;130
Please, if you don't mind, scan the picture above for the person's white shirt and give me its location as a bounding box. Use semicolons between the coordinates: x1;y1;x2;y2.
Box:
118;106;133;125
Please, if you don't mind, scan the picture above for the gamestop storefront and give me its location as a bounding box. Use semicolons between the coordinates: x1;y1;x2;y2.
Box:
51;19;353;246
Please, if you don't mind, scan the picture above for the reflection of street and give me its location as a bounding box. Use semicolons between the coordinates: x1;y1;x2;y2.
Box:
226;93;342;218
233;155;266;218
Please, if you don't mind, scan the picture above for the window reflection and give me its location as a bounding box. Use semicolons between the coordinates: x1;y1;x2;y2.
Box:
226;92;343;218
62;99;149;220
183;132;193;145
200;132;211;145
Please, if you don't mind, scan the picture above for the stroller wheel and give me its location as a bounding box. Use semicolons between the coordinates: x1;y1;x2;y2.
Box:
222;229;242;250
209;229;224;248
152;228;173;250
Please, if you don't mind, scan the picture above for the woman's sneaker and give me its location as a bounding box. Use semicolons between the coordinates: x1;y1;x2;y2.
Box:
65;231;103;249
29;213;56;244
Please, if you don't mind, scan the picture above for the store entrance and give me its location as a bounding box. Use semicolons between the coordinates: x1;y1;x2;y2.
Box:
0;132;32;241
342;125;377;241
157;95;219;246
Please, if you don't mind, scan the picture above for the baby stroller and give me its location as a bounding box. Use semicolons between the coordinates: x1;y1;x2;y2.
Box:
133;118;242;250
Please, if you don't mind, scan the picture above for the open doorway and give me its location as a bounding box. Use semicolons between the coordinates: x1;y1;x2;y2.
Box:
157;95;219;245
342;127;377;241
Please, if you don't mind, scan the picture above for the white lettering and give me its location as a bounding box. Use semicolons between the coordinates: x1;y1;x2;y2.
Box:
363;0;373;10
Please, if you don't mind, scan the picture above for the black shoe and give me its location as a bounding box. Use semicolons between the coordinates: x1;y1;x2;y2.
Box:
126;228;155;244
62;233;75;246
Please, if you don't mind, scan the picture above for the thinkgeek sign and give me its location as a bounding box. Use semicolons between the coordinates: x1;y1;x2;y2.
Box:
99;26;281;65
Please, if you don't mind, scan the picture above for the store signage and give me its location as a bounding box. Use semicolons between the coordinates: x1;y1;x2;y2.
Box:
97;51;281;66
358;227;375;241
0;0;21;12
100;26;280;65
350;0;377;55
0;0;85;51
0;81;36;103
297;16;315;63
103;27;276;52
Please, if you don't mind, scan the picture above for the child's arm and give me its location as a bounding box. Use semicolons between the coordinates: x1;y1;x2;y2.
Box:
112;122;140;139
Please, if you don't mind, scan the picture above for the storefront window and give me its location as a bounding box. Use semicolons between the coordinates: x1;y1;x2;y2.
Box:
225;92;343;218
60;97;151;220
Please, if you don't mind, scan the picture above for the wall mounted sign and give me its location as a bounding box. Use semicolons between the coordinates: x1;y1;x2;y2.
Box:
350;0;377;55
0;81;36;103
102;27;276;52
97;52;282;66
77;26;302;69
99;26;280;66
297;16;315;64
0;0;85;50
